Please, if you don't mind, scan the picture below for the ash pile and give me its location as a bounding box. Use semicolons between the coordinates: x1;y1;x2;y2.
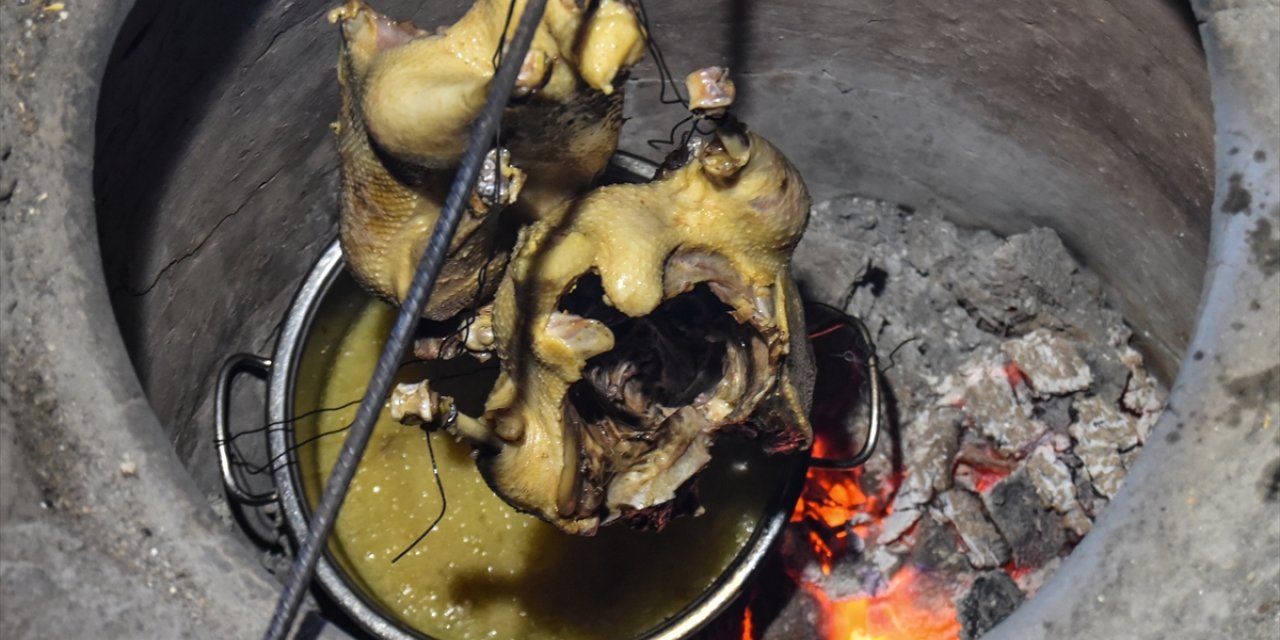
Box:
752;196;1167;639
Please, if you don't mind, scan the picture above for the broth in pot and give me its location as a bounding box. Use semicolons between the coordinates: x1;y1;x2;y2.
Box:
291;279;795;639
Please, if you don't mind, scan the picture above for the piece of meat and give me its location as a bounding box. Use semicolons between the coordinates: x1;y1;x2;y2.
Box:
462;70;816;533
330;0;646;319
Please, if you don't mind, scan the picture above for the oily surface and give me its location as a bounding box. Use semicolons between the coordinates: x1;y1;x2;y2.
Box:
332;0;642;319
295;294;790;639
478;124;815;534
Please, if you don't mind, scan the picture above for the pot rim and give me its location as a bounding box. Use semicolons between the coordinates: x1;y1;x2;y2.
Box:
266;237;808;640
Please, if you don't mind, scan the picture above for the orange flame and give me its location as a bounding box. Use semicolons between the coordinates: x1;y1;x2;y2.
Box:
800;566;962;640
790;466;885;575
779;452;962;638
740;605;755;640
760;323;967;640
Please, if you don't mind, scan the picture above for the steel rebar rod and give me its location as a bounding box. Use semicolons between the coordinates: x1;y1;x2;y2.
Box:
262;1;548;636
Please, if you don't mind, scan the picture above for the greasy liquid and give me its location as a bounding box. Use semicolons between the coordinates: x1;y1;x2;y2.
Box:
293;283;792;639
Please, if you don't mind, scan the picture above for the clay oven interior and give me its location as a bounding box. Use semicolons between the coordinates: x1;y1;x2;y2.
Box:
82;0;1272;637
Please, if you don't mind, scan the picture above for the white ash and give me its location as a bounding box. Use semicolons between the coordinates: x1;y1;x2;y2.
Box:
818;534;902;601
936;357;1046;456
1023;444;1091;537
1023;445;1075;513
1069;396;1141;499
877;505;924;547
1001;329;1094;397
1120;345;1165;441
900;407;962;500
935;489;1010;569
780;196;1168;633
879;410;962;546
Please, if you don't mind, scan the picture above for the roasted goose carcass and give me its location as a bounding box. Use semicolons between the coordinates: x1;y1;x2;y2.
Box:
395;70;816;534
330;0;646;319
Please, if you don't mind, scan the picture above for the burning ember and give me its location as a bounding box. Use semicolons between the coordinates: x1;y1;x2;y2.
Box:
788;461;963;640
798;566;961;640
707;198;1166;640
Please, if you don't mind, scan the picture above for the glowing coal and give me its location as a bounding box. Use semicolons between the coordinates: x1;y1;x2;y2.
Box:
710;198;1166;639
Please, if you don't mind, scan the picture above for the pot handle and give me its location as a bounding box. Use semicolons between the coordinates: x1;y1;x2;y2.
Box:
214;352;277;506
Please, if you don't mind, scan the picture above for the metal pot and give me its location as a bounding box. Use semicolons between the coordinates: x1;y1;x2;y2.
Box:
216;237;806;640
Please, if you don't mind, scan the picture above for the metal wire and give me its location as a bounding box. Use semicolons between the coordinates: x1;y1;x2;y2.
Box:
262;1;549;636
808;316;884;470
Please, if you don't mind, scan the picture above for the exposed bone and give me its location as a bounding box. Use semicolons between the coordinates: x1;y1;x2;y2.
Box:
470;148;525;214
686;66;736;116
389;380;440;425
414;306;496;362
605;407;715;512
389;380;496;447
